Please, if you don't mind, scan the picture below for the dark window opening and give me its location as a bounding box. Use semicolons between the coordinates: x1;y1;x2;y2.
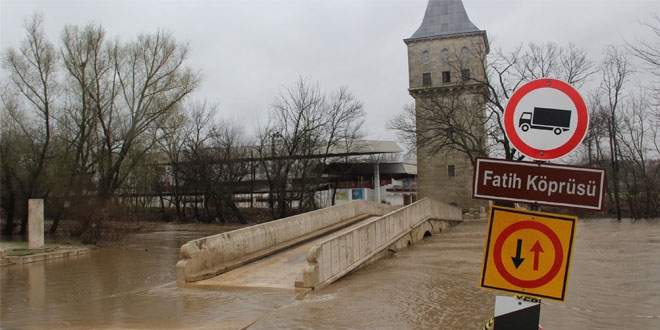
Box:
442;71;451;83
448;165;456;177
423;72;432;86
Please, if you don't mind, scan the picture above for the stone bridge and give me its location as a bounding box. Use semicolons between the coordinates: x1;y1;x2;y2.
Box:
176;198;462;291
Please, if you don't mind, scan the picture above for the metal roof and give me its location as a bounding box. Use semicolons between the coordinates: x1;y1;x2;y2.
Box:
380;163;417;176
406;0;483;41
338;140;403;155
237;140;403;161
325;162;417;176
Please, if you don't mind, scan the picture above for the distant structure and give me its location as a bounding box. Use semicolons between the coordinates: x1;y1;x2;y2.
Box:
404;0;489;212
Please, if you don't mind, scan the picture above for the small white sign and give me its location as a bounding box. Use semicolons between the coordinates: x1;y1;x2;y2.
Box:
495;296;539;316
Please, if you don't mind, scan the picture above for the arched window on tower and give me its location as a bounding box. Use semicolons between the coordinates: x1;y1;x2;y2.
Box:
441;48;449;62
460;47;469;60
422;50;430;65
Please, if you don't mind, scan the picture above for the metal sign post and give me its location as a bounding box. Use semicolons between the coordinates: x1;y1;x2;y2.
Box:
476;78;600;327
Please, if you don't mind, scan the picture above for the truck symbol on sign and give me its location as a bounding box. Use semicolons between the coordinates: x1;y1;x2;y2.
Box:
519;107;572;135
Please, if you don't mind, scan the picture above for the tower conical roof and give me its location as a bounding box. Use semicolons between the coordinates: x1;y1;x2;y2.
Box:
407;0;482;41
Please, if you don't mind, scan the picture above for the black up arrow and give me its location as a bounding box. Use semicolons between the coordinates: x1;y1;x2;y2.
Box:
511;239;525;269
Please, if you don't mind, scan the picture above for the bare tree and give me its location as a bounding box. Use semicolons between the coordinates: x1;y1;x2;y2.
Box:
258;77;325;218
618;89;660;218
390;42;595;163
582;91;610;166
179;101;215;222
1;92;23;235
52;25;201;241
596;46;633;221
53;23;113;234
317;87;365;208
96;30;199;200
1;13;58;235
1;14;202;241
258;77;365;219
166;101;252;224
481;42;596;160
627;15;660;79
206;119;252;224
155;110;191;220
391;90;489;165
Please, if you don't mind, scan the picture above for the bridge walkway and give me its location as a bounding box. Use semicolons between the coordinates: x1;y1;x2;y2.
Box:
176;199;464;291
189;216;380;290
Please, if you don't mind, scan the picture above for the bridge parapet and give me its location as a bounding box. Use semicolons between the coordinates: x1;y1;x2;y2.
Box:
302;198;462;290
176;200;394;283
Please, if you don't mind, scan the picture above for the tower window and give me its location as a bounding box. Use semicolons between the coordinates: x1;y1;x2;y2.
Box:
462;69;471;81
461;47;469;60
422;72;432;86
441;49;449;62
442;71;451;83
448;165;456;177
422;50;429;65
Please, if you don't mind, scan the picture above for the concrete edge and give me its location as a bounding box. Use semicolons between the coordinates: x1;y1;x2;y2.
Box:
1;246;92;266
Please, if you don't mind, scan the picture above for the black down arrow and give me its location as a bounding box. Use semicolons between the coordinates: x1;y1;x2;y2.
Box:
511;239;525;269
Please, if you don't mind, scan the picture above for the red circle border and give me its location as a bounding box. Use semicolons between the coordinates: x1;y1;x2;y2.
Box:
504;78;588;160
492;220;564;289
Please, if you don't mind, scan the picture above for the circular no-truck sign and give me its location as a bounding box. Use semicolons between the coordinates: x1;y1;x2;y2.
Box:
504;78;588;160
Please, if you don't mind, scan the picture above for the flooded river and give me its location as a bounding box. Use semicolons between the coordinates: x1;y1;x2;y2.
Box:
1;219;658;329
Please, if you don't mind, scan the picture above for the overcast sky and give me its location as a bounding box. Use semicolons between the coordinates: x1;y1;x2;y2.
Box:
2;0;659;141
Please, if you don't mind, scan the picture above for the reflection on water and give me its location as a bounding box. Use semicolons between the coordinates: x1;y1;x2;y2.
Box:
1;219;659;329
1;227;297;330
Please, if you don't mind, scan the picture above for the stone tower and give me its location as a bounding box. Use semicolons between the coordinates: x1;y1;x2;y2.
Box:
404;0;489;212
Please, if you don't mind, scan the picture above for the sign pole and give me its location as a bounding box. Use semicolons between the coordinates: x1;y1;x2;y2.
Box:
476;78;599;328
493;296;541;330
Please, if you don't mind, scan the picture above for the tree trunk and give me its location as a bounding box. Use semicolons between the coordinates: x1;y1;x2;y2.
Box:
1;189;17;236
227;197;247;224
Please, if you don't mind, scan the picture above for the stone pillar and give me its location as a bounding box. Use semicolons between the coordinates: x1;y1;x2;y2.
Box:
28;199;44;249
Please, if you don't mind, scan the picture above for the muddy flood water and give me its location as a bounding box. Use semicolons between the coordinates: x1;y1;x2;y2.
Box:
1;218;659;330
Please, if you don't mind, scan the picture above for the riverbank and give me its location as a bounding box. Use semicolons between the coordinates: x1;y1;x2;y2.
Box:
0;220;249;267
0;242;92;266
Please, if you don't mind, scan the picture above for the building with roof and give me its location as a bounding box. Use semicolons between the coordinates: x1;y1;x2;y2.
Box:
245;141;417;208
404;0;489;212
152;140;417;220
318;160;417;207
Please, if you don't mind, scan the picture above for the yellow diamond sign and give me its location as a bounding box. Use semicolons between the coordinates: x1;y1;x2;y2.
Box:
480;206;577;301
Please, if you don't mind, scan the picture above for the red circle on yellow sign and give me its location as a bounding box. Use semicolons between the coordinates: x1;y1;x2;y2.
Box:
492;220;563;288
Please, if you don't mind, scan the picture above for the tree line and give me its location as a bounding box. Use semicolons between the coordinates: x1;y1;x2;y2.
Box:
1;14;365;242
389;17;660;220
2;13;658;245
